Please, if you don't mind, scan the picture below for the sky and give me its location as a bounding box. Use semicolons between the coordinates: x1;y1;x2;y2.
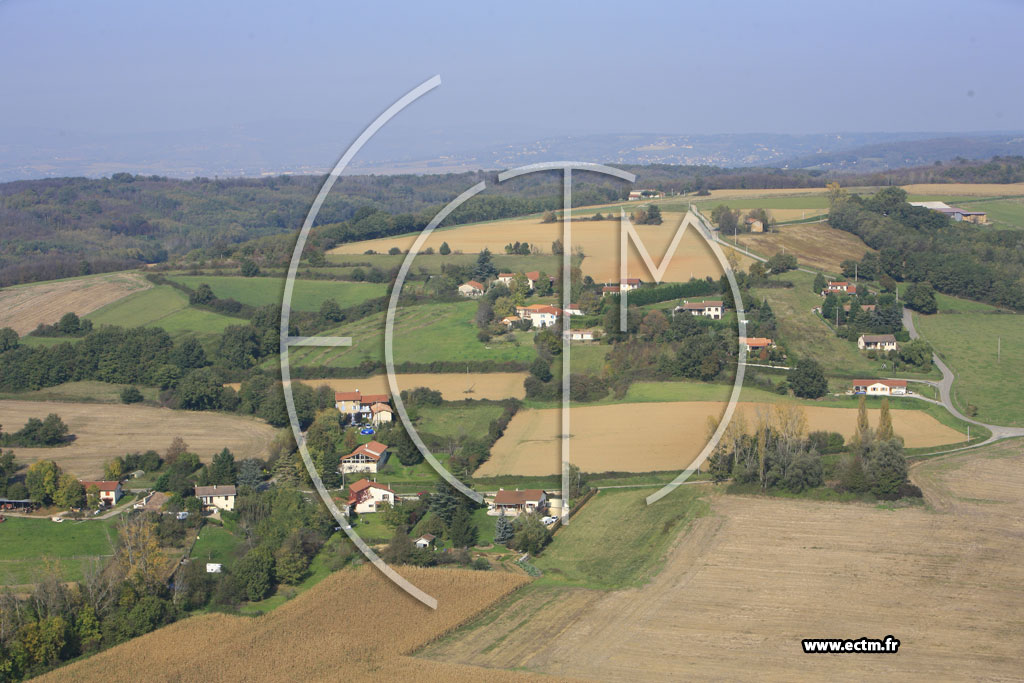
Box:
1;0;1022;173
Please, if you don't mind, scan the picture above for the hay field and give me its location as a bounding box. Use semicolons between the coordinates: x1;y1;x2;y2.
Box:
37;566;560;683
734;221;873;273
477;401;962;476
226;373;528;401
330;213;729;283
425;441;1024;680
902;182;1024;197
0;272;151;335
0;400;278;479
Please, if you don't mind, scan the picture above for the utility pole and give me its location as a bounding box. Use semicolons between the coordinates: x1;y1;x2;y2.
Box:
855;262;858;283
998;337;1001;363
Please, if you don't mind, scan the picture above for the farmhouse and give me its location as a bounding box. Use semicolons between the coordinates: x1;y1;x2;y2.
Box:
823;281;857;295
619;278;642;292
194;484;236;512
496;273;516;287
909;201;988;224
740;337;774;353
858;334;898;351
516;304;562;328
628;189;664;200
744;216;764;233
458;280;485;298
414;533;436;549
852;379;908;396
489;489;548;516
339;440;389;474
675;300;724;320
335;391;392;422
346;478;396;514
79;480;123;507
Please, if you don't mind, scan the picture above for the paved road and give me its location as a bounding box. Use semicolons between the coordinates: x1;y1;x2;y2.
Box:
901;307;1024;450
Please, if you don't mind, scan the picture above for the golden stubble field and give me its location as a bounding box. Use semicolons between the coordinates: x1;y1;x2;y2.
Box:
225;372;529;401
330;213;735;283
734;221;873;274
477;401;963;476
424;441;1024;681
0;400;278;478
36;566;568;683
0;272;151;335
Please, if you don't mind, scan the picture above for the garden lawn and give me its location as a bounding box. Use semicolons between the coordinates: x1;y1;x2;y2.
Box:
0;516;118;585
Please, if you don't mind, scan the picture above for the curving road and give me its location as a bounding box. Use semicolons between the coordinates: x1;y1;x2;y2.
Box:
901;308;1024;449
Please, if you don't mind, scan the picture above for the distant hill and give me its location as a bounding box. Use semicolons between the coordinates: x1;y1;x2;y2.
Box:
780;134;1024;172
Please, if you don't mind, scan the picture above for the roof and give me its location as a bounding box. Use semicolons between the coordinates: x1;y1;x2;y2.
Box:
371;403;393;414
852;379;907;388
501;315;521;323
462;280;484;290
941;206;986;216
343;440;389;461
194;484;236;497
79;480;121;491
602;285;619;292
348;478;395;495
360;394;389;405
525;271;540;281
681;300;723;309
416;533;436;542
497;273;515;278
494;489;546;505
860;334;897;343
828;281;850;286
740;337;773;347
335;391;361;402
621;278;641;285
910;201;951;210
567;303;581;310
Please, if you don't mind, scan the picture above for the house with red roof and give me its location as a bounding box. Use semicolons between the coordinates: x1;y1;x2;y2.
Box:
489;489;548;516
822;280;857;296
515;304;562;328
339;440;390;474
458;280;485;298
335;391;392;423
852;379;908;396
346;479;396;514
79;480;123;507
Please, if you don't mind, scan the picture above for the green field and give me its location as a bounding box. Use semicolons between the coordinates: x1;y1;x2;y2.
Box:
417;402;505;441
190;519;246;568
753;271;938;380
86;285;238;339
532;486;709;590
0;516;118;585
0;380;160;404
166;275;387;311
277;301;536;370
914;311;1024;427
956;198;1024;230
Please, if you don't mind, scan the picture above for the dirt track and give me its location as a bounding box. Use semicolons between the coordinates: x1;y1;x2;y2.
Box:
225;372;529;401
424;440;1024;680
0;272;150;334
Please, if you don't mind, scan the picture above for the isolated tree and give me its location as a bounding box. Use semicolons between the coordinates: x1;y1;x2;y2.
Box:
541;210;558;224
877;397;894;441
439;241;451;255
788;359;827;399
120;386;144;404
645;203;663;225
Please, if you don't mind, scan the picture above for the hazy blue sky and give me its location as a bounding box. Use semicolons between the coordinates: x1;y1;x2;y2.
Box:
2;0;1022;166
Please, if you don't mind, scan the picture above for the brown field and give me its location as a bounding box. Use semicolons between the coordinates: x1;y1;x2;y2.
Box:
329;213;736;283
424;440;1024;680
225;372;529;401
0;272;150;335
477;401;963;476
902;182;1024;197
37;566;565;683
734;221;874;273
0;400;278;478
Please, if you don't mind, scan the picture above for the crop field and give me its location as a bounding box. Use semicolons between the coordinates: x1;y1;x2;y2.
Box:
86;285;239;339
752;270;938;379
0;400;279;479
165;274;387;311
914;311;1024;427
227;373;528;401
37;566;546;683
732;221;873;274
278;301;536;369
425;440;1024;680
330;213;728;283
0;516;118;586
0;272;151;335
325;251;563;276
478;401;963;476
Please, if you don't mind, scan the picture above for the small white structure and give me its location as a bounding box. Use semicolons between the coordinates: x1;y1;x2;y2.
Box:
346;479;396;514
414;533;436;549
619;278;641;292
675;300;724;320
852;379;908;396
565;304;583;316
339;440;389;474
195;484;236;512
458;280;485;298
569;330;596;342
858;334;899;352
206;563;223;574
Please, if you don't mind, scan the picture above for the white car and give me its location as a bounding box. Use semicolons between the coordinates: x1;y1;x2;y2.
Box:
542;516;559;525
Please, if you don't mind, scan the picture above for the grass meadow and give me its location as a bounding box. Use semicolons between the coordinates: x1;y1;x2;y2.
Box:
86;285;239;339
166;274;387;311
0;516;118;585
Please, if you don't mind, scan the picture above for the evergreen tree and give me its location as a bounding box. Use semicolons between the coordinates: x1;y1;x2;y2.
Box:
473;248;497;281
210;448;237;485
495;511;514;545
645;203;663;224
429;479;464;528
439;241;451;255
853;394;872;448
813;272;827;295
865;439;909;497
877;397;894;441
789;358;827;399
448;506;478;548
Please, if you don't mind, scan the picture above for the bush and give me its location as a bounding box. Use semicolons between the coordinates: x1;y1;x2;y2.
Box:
120;386;144;404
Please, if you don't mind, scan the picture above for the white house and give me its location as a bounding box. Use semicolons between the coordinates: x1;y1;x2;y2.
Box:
858;334;899;352
414;533;436;549
619;278;642;292
676;300;724;320
339;440;389;474
346;479;396;514
496;273;517;287
335;391;392;423
823;281;857;296
79;480;123;507
489;489;548;516
194;484;236;512
458;280;485;298
852;379;908;396
370;403;393;426
515;304;561;328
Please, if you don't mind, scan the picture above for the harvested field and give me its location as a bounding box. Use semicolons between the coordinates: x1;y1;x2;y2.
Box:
330;213;730;283
225;372;528;401
901;182;1024;197
0;400;278;479
424;440;1024;680
734;221;873;273
37;566;561;683
0;272;150;335
478;401;963;476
